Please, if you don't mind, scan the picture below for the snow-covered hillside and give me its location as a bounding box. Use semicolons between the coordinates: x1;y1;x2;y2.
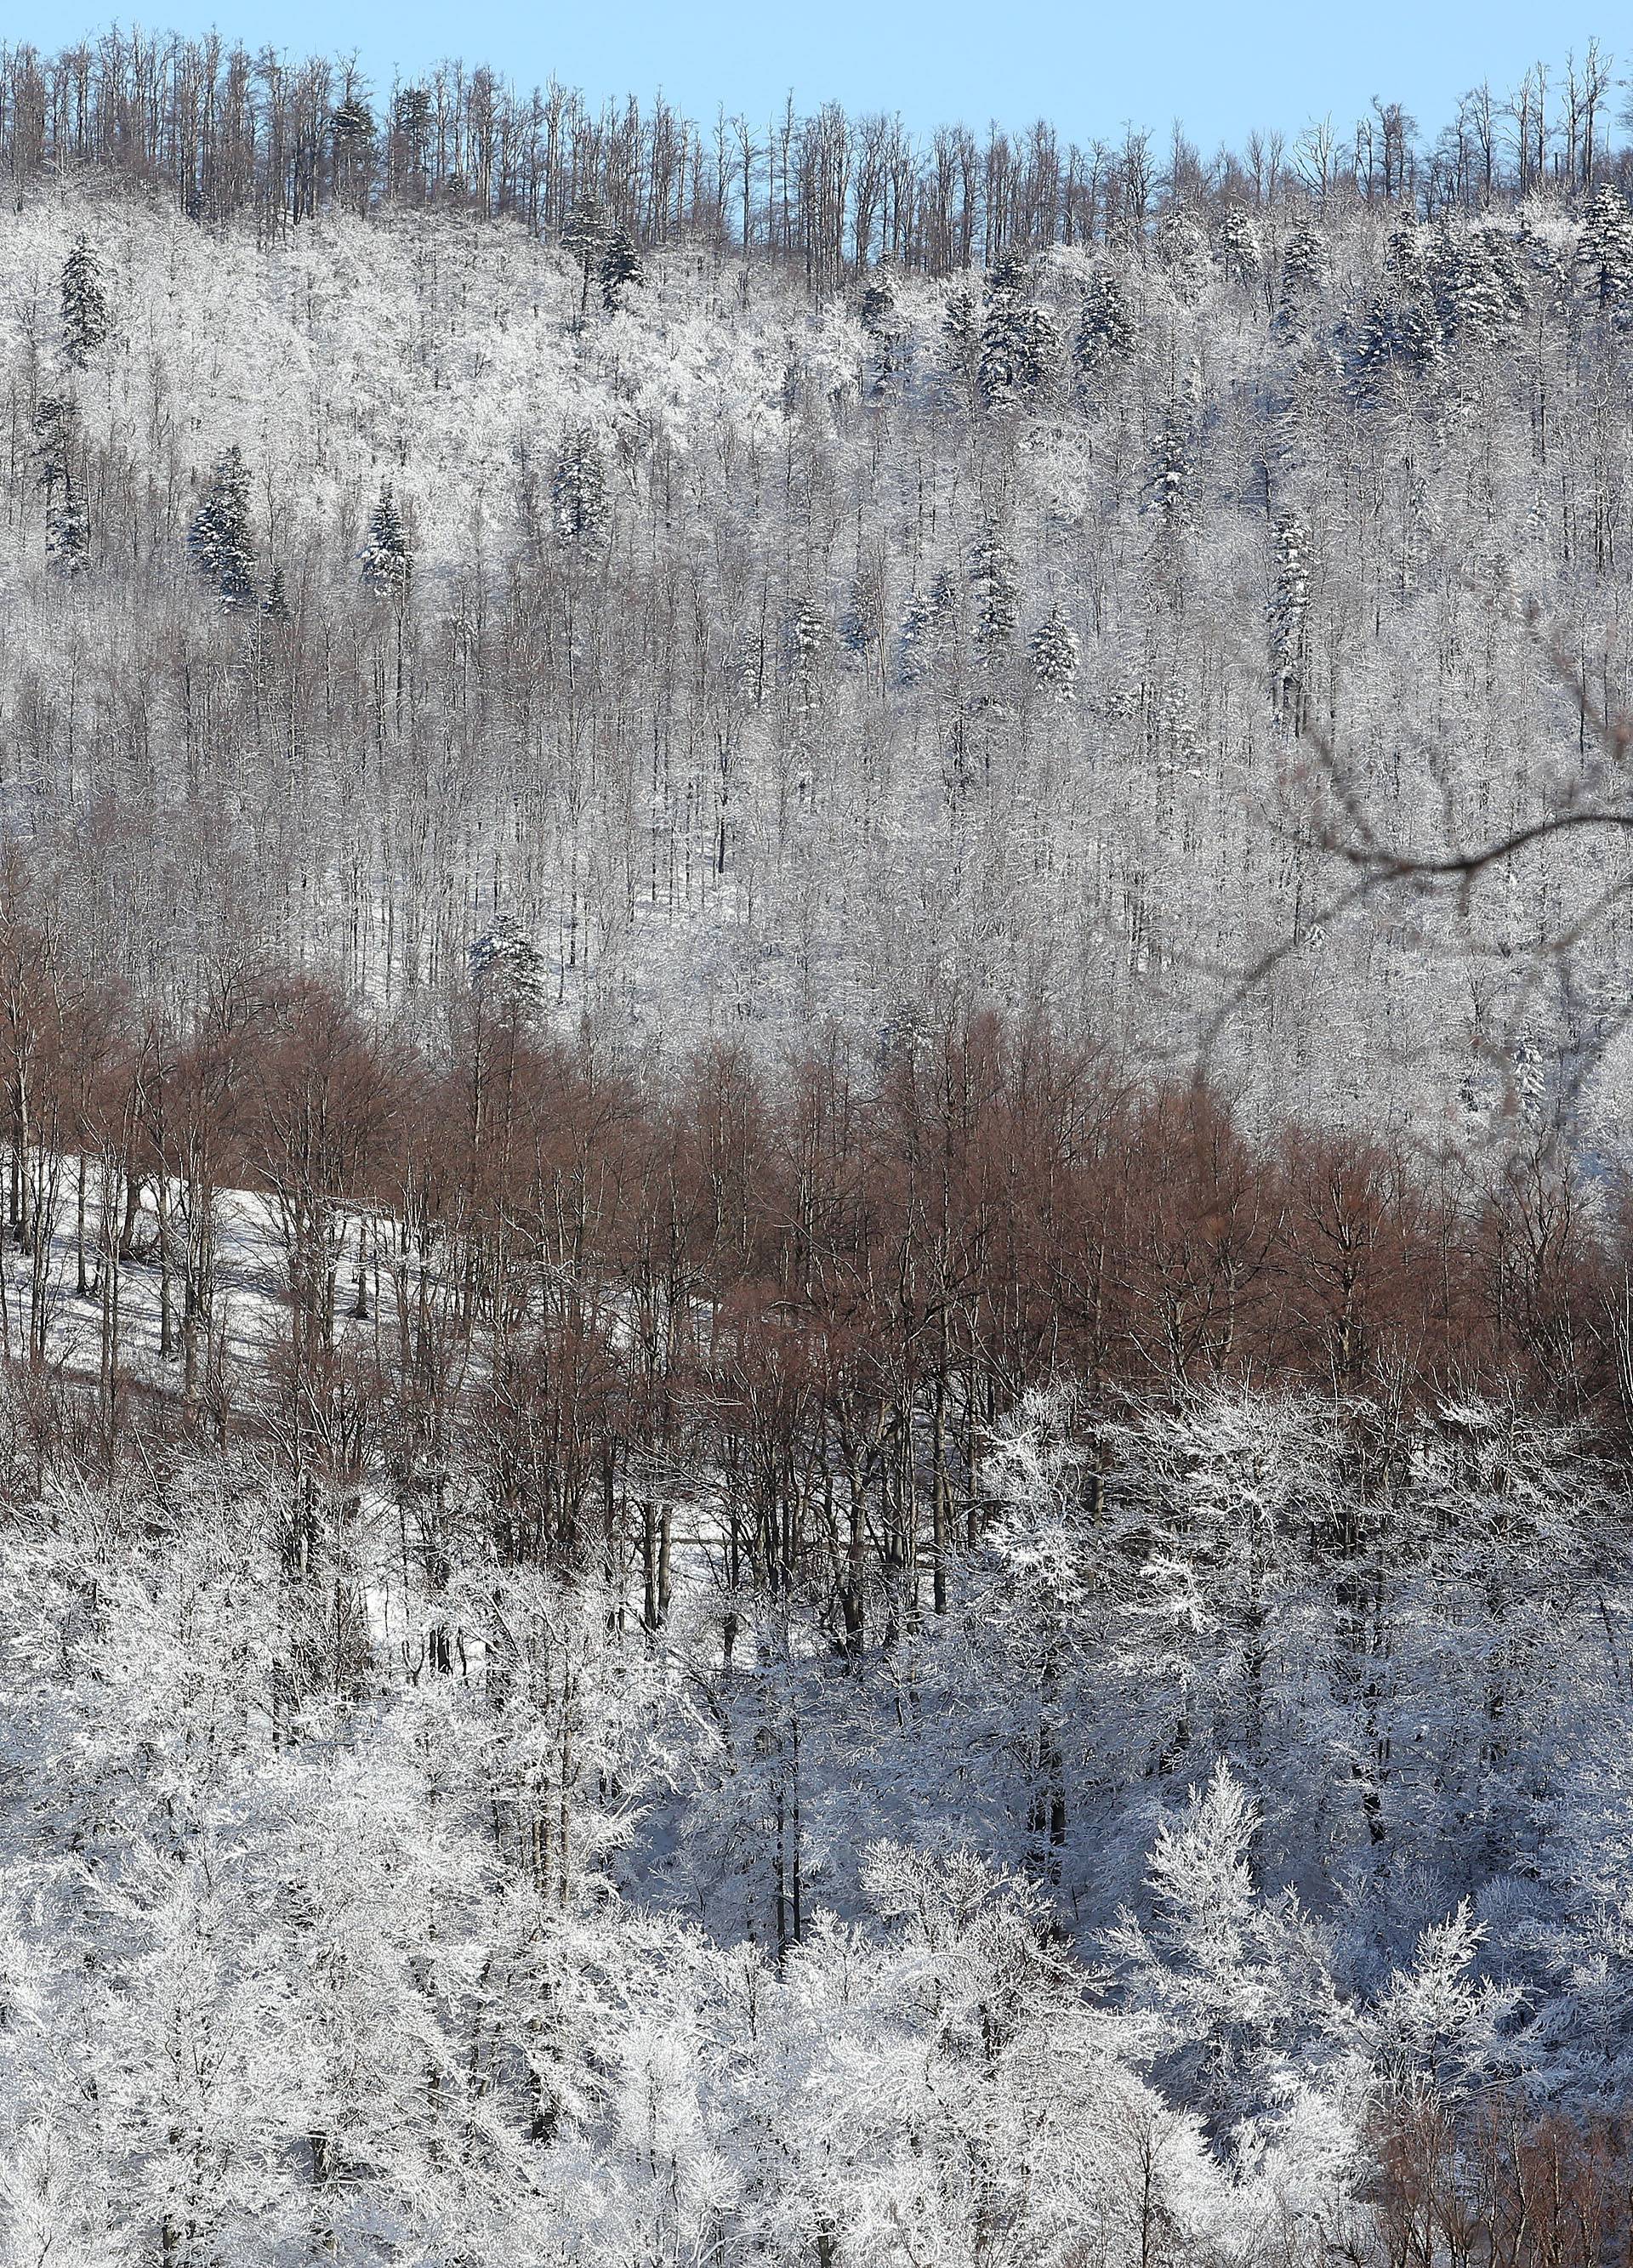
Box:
3;156;1632;1131
8;28;1633;2263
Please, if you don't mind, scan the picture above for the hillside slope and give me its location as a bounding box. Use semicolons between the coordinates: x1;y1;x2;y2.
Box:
5;175;1631;1132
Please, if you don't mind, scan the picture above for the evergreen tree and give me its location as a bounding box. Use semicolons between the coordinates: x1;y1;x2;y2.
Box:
1029;605;1080;702
561;196;607;319
469;914;545;1015
598;224;643;313
877;993;930;1068
33;393;75;500
896;590;936;685
332;96;373;146
943;286;977;355
1145;410;1192;530
1576;185;1633;313
1073;268;1135;398
392;85;431;174
187;446;256;611
1017;303;1061;405
978;259;1027;411
1154;207;1208;298
969;517;1019;665
785;596;828;702
1430;222;1523;348
46;483;89;574
36;391;88;586
359;483;410;600
1349;292;1442;390
859;270;896;335
841;564;884;658
1276;223;1326;324
941;285;980;406
60;236;108;368
261;566;289;621
551;424;608;548
1215;202;1260;292
978;256;1057;412
1383;218;1429;296
860;268;900;396
1268;512;1308;722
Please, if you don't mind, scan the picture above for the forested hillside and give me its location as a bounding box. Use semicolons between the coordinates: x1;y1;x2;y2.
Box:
9;28;1633;2266
4;34;1633;1129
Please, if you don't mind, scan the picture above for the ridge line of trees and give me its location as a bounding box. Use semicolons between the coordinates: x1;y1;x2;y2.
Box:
5;29;1633;275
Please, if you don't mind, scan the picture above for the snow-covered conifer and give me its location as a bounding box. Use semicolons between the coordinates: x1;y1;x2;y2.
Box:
187;445;256;611
785;594;828;700
1215;202;1259;290
1029;604;1080;702
1276;221;1326;324
979;255;1056;412
60;236;108;368
1430;221;1524;347
46;486;89;573
1269;512;1308;718
1074;266;1136;397
599;223;644;312
359;481;410;600
552;423;608;548
469;913;545;1012
1145;411;1192;529
969;516;1019;662
860;267;901;395
1576;184;1633;313
561;195;608;319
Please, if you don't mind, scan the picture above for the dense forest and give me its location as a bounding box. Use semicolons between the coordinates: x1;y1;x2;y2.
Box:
9;26;1633;2265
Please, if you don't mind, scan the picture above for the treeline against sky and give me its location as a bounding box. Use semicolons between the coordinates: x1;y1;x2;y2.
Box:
0;26;1624;270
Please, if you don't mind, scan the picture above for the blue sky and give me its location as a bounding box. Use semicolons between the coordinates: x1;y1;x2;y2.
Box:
19;4;1620;153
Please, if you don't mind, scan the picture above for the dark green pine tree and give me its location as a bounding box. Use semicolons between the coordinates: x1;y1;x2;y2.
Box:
188;446;256;611
979;259;1059;412
785;595;828;705
1215;202;1260;292
360;483;410;600
1268;513;1309;725
969;515;1019;666
940;286;980;406
46;485;89;573
561;196;608;318
551;425;608;548
1383;219;1429;296
1073;269;1135;399
33;393;75;499
1144;391;1196;532
599;224;644;312
36;392;91;568
1348;292;1442;393
860;268;899;396
1430;222;1523;349
61;236;108;369
1275;222;1327;327
859;270;895;334
1029;604;1080;702
896;589;936;685
1576;185;1633;314
469;915;545;1016
392;86;431;178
